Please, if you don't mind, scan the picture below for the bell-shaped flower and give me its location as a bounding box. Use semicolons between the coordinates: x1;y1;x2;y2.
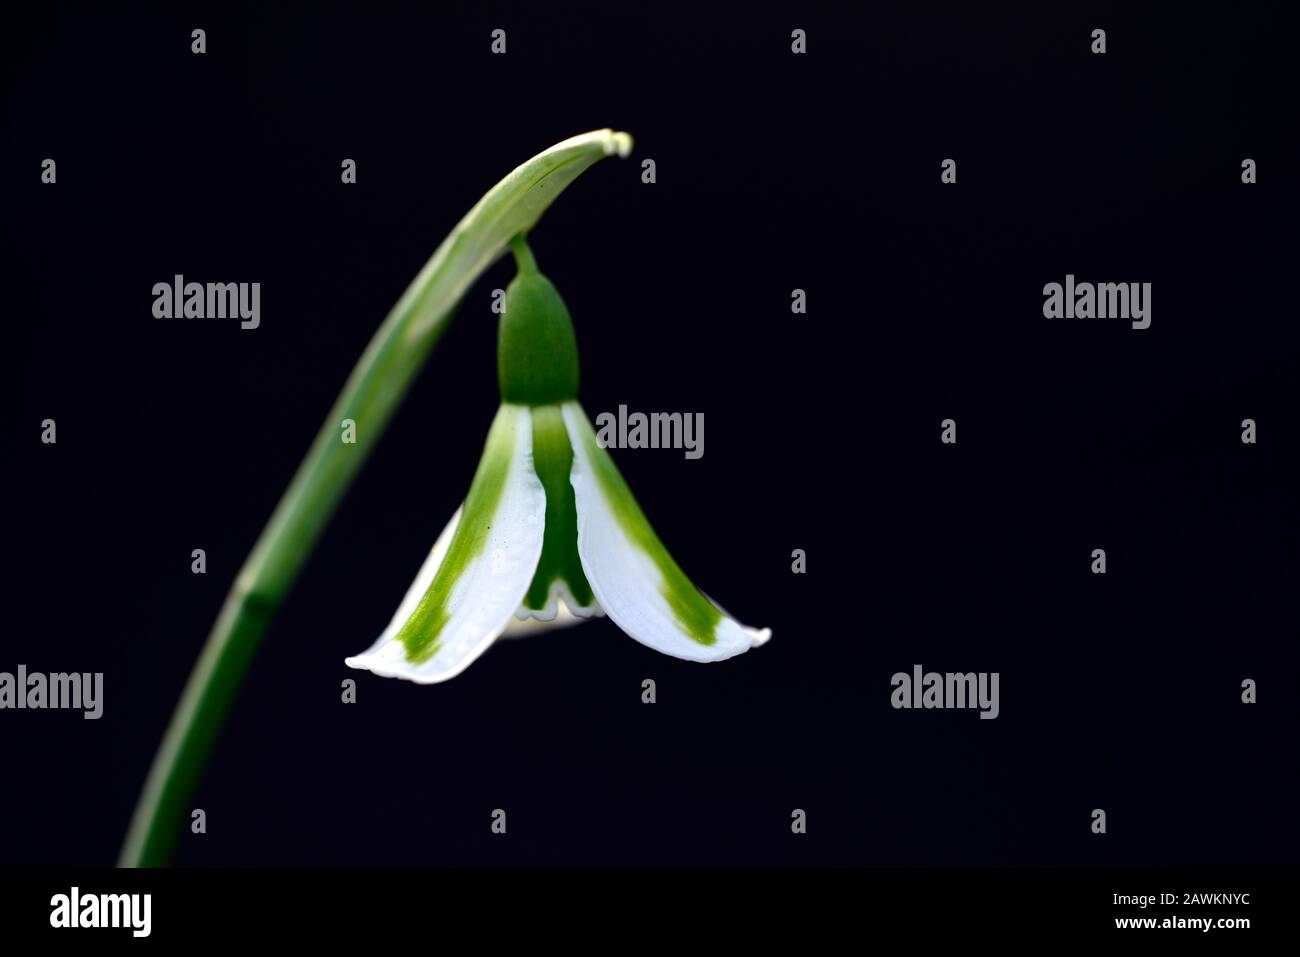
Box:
346;239;769;682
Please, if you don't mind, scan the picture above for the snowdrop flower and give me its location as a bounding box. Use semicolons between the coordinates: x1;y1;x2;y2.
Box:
346;238;770;682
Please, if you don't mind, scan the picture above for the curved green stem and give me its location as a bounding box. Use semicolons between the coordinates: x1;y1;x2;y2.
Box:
119;129;633;867
509;234;538;274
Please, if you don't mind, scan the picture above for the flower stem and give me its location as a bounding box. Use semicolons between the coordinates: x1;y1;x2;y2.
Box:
510;234;538;273
118;130;632;867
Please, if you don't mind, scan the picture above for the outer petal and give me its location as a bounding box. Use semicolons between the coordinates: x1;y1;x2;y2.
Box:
346;404;545;682
562;402;771;662
382;504;596;639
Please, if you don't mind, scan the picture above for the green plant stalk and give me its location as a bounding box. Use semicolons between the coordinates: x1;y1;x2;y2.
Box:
119;129;633;867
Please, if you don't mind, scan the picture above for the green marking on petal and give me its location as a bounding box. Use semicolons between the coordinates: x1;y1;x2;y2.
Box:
570;406;721;645
524;404;594;611
396;404;523;663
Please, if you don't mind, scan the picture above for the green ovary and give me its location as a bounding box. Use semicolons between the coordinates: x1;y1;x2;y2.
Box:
524;405;594;612
396;404;521;663
497;244;581;407
572;406;721;645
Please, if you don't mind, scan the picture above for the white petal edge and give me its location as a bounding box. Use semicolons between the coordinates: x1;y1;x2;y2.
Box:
345;405;546;683
562;402;770;662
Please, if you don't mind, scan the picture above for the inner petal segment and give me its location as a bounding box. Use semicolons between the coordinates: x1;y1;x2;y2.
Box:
521;404;597;617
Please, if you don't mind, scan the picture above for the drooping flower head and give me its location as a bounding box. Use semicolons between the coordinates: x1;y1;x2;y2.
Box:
346;238;769;682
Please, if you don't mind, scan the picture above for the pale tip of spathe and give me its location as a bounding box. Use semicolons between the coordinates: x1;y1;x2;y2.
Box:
603;131;634;158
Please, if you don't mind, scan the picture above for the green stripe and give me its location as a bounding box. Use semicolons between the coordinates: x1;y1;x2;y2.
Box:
524;405;594;611
396;404;524;663
569;405;721;645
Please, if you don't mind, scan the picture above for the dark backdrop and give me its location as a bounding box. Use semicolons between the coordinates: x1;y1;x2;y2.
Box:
3;2;1297;866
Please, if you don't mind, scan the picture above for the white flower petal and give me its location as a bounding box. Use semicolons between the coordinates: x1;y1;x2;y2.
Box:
345;404;546;683
562;402;770;662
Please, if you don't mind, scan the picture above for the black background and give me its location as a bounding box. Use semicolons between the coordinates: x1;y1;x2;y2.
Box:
3;2;1297;868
